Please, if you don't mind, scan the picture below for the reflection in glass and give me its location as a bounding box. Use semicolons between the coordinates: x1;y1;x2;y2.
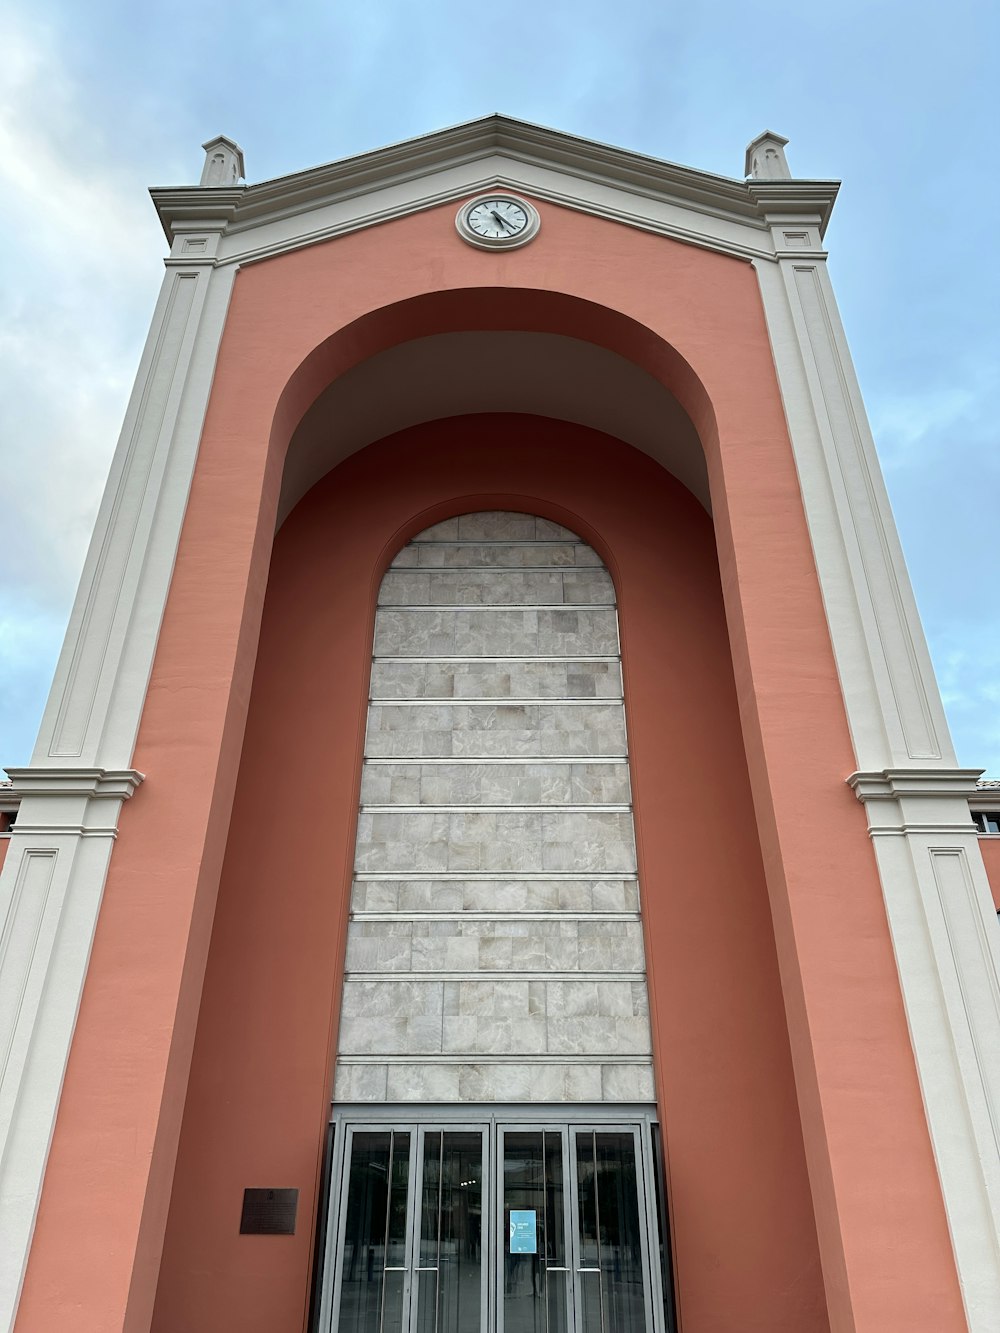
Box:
339;1131;411;1333
503;1132;569;1333
332;1123;655;1333
416;1132;483;1333
574;1132;647;1333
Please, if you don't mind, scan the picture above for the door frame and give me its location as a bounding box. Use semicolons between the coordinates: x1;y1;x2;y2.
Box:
316;1104;668;1333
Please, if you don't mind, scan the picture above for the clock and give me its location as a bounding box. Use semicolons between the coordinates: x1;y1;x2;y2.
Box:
456;193;540;250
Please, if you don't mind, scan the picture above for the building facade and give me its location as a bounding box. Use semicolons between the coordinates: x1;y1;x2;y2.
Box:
1;118;999;1333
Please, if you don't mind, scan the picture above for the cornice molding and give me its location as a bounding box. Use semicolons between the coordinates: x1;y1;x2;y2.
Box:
4;767;145;801
848;768;986;802
150;114;840;256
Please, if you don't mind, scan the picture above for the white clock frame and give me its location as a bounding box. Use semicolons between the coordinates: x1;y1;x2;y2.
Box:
455;192;540;249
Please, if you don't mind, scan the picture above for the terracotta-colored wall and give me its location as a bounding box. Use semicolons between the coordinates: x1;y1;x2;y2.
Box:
981;837;1000;910
0;836;9;873
152;417;827;1332
17;197;964;1333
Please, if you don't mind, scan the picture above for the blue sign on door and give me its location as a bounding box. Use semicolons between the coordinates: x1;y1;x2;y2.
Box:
509;1210;537;1254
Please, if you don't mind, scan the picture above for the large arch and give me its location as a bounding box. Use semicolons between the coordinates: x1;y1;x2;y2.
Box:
15;203;961;1333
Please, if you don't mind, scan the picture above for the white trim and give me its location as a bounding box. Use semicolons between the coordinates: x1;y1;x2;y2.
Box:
849;771;1000;1327
0;770;142;1333
351;912;641;922
335;1053;652;1066
151;115;838;271
359;805;631;814
753;254;953;771
35;263;237;769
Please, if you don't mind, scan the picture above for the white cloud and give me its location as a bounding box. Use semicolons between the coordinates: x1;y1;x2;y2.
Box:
869;365;997;474
0;15;165;764
930;624;1000;778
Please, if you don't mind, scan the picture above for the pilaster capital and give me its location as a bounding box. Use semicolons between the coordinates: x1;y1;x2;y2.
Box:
4;767;145;800
848;768;986;838
848;768;985;802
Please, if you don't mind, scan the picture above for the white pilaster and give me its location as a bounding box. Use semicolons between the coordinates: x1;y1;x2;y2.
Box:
0;200;239;1331
752;229;953;772
849;771;1000;1326
0;769;142;1331
35;241;238;769
753;198;1000;1325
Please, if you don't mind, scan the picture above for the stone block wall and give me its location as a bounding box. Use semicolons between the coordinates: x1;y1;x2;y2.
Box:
333;513;653;1103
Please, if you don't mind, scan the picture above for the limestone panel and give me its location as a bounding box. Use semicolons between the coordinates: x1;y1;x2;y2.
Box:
351;879;641;914
370;660;623;700
345;918;646;974
333;1061;655;1104
360;761;631;806
393;541;601;569
365;703;627;758
333;1063;389;1101
354;810;636;875
372;608;619;657
379;567;614;606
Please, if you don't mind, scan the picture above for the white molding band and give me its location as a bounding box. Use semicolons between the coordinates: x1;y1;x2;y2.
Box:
0;769;142;1332
35;258;237;770
849;770;1000;1326
0;213;234;1332
753;249;953;773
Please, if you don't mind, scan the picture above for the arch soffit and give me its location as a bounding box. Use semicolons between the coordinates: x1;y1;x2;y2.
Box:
271;287;720;528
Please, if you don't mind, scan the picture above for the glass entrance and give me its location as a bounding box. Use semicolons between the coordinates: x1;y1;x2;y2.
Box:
321;1120;668;1333
499;1128;653;1333
333;1127;486;1333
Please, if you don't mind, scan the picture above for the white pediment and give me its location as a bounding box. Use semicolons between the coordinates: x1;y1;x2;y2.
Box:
151;114;839;268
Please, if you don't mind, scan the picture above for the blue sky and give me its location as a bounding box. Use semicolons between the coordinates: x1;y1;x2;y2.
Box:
1;0;998;772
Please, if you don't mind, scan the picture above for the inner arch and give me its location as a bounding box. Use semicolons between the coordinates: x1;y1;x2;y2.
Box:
279;333;708;527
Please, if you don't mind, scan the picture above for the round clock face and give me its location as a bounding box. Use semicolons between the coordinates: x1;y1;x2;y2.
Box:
467;197;528;239
456;194;540;249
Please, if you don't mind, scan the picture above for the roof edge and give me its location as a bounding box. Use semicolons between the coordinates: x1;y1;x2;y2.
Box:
150;114;840;246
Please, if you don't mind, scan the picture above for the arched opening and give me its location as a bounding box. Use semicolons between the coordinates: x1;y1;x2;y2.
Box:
152;404;826;1333
264;287;721;529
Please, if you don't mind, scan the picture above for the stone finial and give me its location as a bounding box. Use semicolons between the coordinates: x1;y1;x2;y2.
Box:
745;131;791;181
200;135;246;187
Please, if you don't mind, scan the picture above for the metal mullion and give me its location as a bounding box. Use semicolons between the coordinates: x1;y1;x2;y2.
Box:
564;1128;580;1333
540;1131;550;1333
591;1131;606;1333
495;1127;505;1333
378;1131;397;1333
434;1133;443;1333
635;1123;665;1333
318;1122;354;1332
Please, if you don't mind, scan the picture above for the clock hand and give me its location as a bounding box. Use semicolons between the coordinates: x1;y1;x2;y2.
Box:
490;209;515;232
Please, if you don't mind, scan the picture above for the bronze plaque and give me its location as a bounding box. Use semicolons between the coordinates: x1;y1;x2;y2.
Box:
240;1187;298;1235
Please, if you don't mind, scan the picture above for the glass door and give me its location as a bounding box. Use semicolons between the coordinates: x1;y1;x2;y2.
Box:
499;1129;571;1333
328;1125;487;1333
496;1126;658;1333
323;1120;665;1333
570;1130;652;1333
